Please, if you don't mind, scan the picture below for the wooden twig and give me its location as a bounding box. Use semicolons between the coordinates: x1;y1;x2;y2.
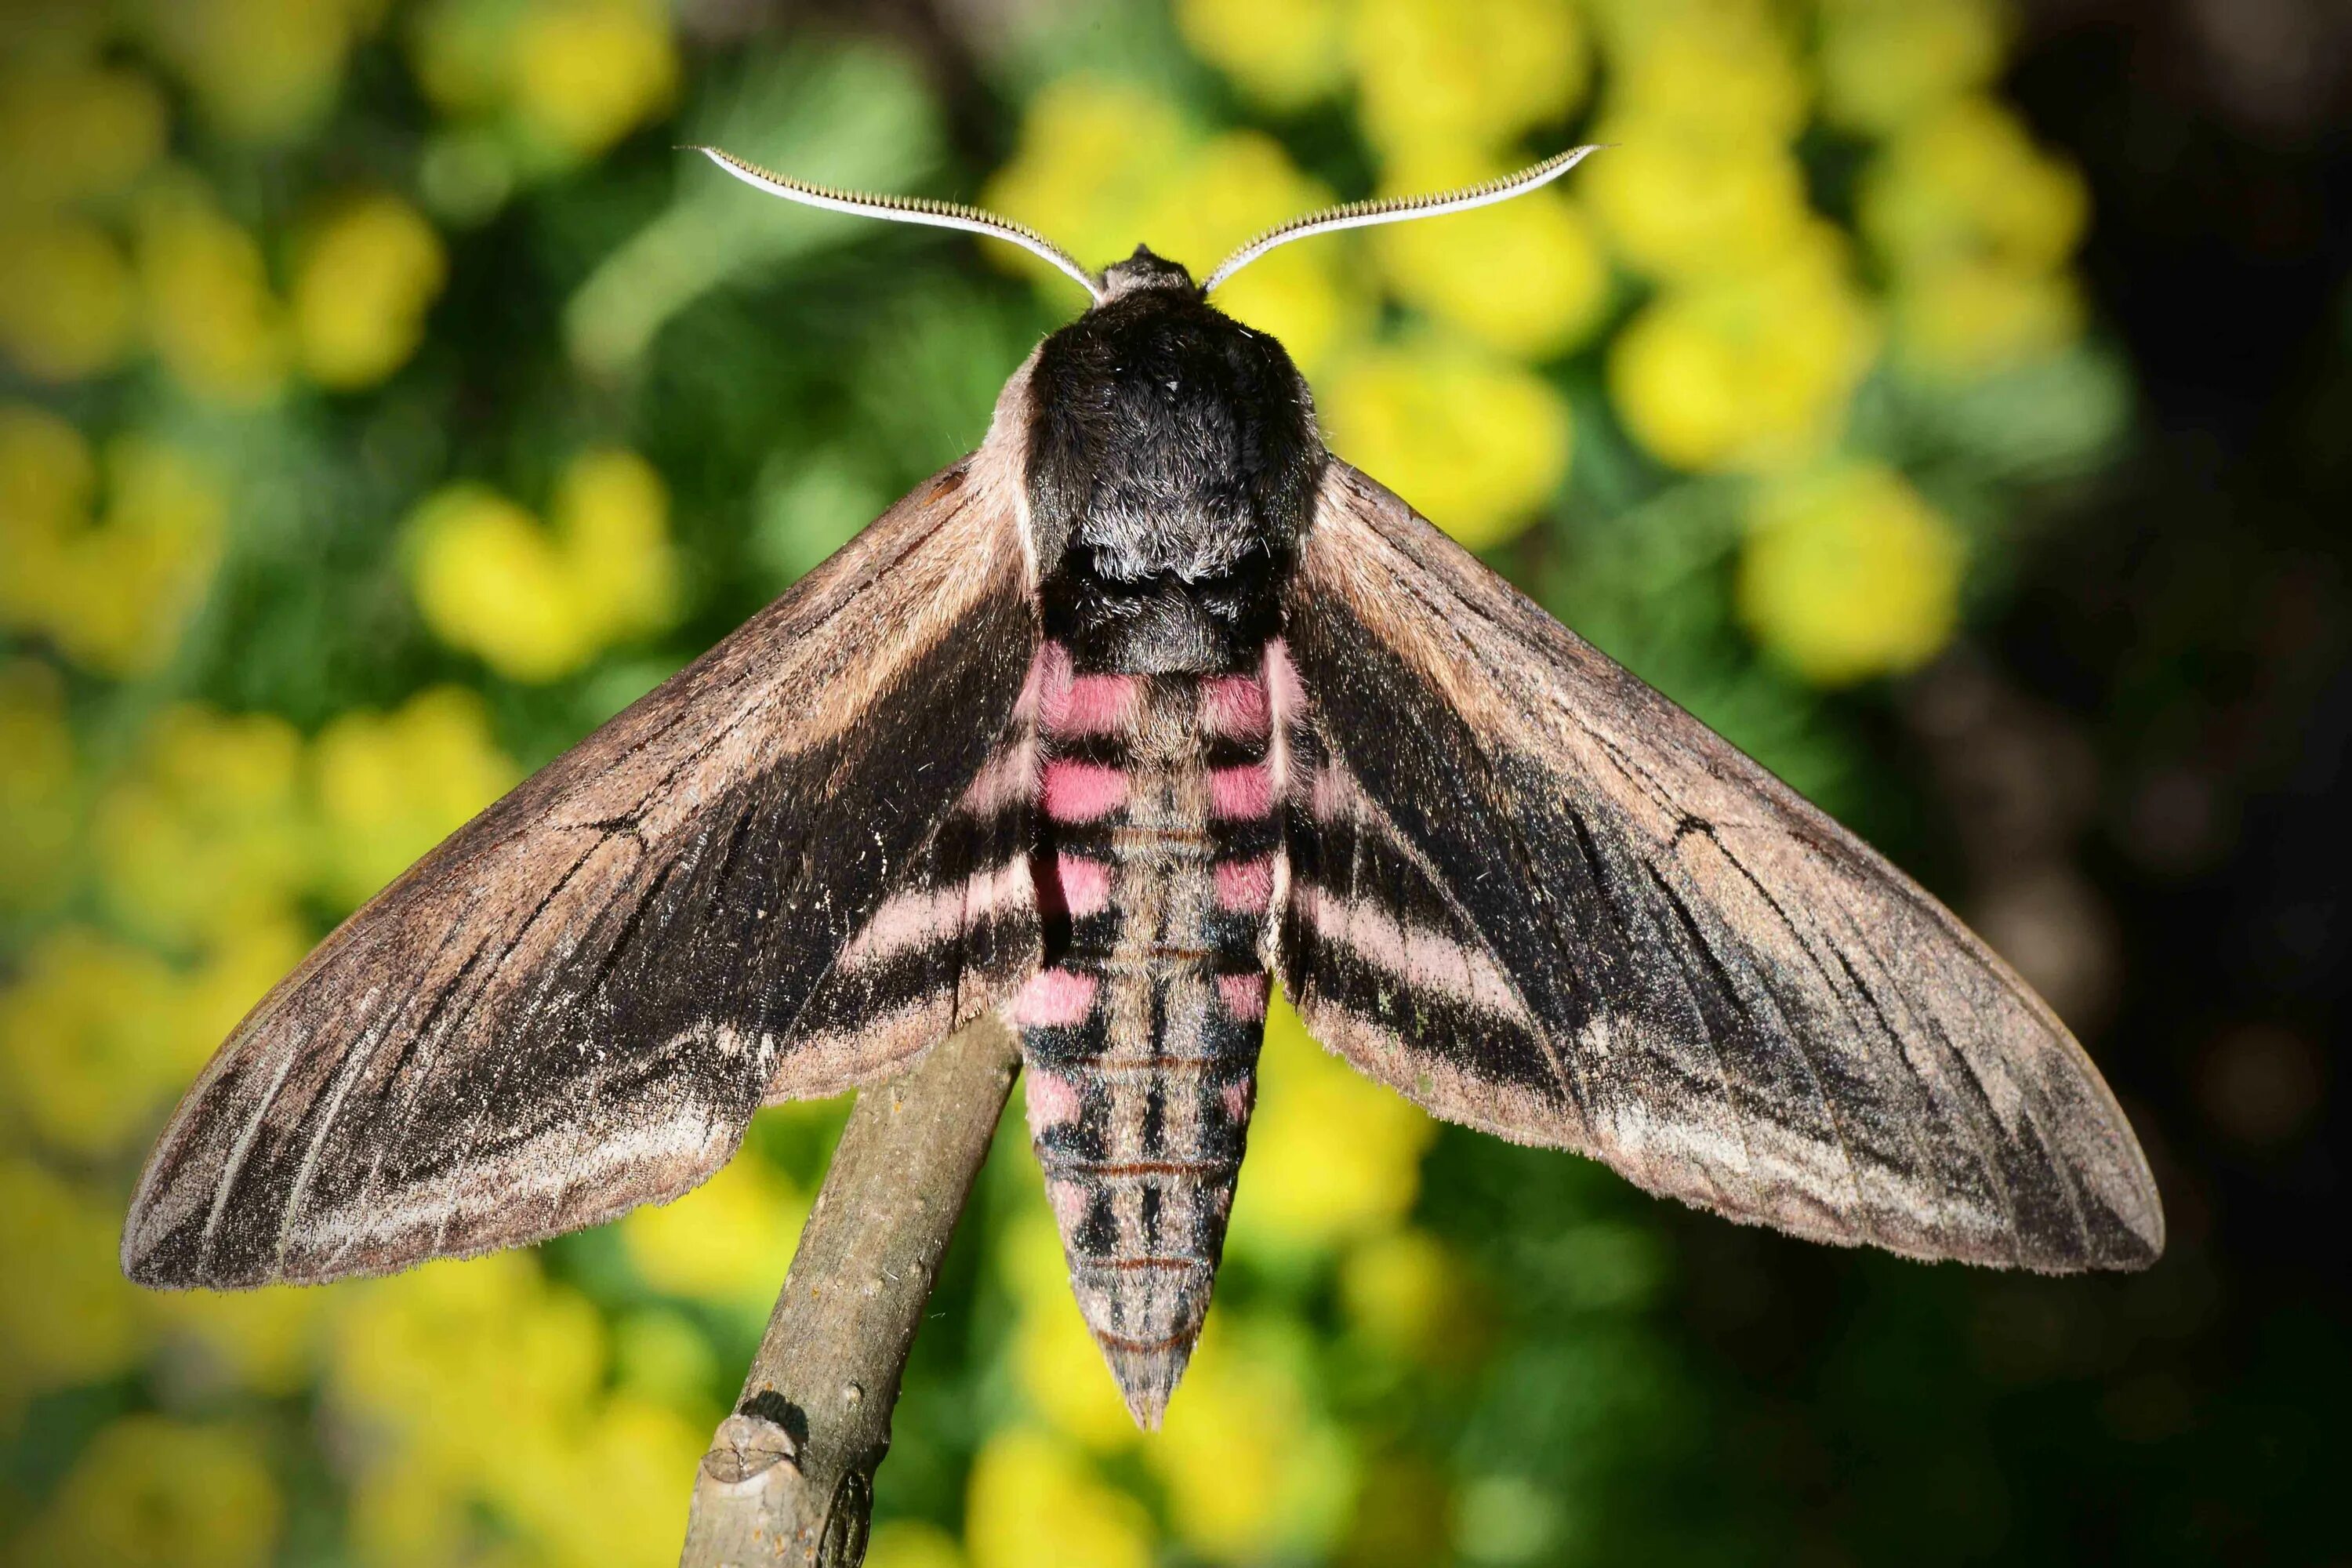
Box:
680;1014;1019;1567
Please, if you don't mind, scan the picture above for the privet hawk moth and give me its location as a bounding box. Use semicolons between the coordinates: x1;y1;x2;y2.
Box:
125;147;2163;1429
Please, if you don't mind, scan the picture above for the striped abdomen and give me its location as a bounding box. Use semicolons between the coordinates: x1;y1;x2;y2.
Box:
1010;641;1283;1425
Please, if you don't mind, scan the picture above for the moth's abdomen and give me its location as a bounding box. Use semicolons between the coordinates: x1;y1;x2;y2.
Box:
1010;642;1279;1426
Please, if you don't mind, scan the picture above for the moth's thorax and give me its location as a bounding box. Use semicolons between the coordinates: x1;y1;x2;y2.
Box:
1025;252;1323;676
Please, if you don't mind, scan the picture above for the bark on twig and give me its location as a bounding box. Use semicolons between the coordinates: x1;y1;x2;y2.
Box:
680;1014;1019;1567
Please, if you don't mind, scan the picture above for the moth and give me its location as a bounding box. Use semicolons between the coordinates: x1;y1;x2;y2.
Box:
125;147;2163;1428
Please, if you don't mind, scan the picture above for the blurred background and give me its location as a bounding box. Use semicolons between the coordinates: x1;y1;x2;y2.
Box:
1;0;2343;1563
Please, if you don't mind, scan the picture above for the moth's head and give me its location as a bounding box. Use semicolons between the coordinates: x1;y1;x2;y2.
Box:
689;145;1602;312
1099;245;1196;303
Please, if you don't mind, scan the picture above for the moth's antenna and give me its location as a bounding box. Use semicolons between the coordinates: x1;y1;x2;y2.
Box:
691;145;1104;304
1201;145;1602;296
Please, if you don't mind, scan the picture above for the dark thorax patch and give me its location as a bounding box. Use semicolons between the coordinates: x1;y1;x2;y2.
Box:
1026;266;1322;677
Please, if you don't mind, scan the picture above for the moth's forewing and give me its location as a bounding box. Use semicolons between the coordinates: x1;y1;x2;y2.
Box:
124;445;1044;1290
1276;460;2162;1272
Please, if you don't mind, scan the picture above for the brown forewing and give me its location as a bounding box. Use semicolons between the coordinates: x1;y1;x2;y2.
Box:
1276;459;2163;1273
124;441;1042;1290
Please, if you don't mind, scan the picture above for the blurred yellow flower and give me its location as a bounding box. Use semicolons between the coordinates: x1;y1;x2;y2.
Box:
1339;1226;1465;1363
0;657;79;912
140;0;372;143
314;684;517;907
174;911;312;1064
1891;256;2085;379
1348;0;1589;159
1321;338;1572;550
1583;135;1813;281
528;1395;705;1568
0;62;169;215
619;1150;807;1308
407;448;679;681
134;173;289;405
511;0;679;160
1004;1204;1141;1451
1229;991;1438;1256
293;193;449;389
2;430;227;677
982;78;1191;278
410;0;678;166
148;1282;328;1397
1860;96;2089;274
94;705;309;946
0;215;137;380
966;1428;1154;1568
18;1414;282;1568
1153;1314;1355;1559
1737;462;1966;684
1374;149;1611;360
982;80;1374;370
1608;230;1878;472
1177;0;1348;111
0;1156;148;1410
1599;2;1808;141
1818;0;2011;136
0;926;182;1156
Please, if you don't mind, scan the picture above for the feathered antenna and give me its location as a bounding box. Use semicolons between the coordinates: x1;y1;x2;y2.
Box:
691;146;1104;303
1200;145;1602;295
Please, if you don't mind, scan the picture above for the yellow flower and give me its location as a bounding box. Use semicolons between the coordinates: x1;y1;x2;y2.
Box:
982;80;1375;371
1817;0;2010;136
18;1414;282;1568
555;447;680;642
1737;462;1966;684
140;0;369;143
1607;229;1878;472
1859;96;2089;274
1152;1314;1355;1559
409;0;678;167
1582;134;1813;281
1004;1203;1141;1451
0;215;137;379
148;1283;328;1397
510;0;679;160
314;685;517;907
1178;0;1348;110
966;1428;1155;1568
0;927;183;1156
1890;256;2085;379
1374;148;1611;360
1338;1227;1465;1363
529;1395;706;1568
0;1156;148;1410
134;172;289;405
2;431;227;676
407;448;678;682
984;78;1185;282
293;193;449;389
1320;337;1572;550
0;62;169;216
1599;2;1808;141
94;705;309;946
0;657;79;912
1348;0;1590;159
1228;990;1439;1257
619;1151;807;1308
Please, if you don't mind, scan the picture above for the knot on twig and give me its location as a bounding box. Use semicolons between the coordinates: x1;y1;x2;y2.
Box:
699;1411;804;1489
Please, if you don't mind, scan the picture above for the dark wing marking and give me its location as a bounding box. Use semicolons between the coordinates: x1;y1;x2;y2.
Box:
125;451;1044;1289
1275;459;2162;1272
